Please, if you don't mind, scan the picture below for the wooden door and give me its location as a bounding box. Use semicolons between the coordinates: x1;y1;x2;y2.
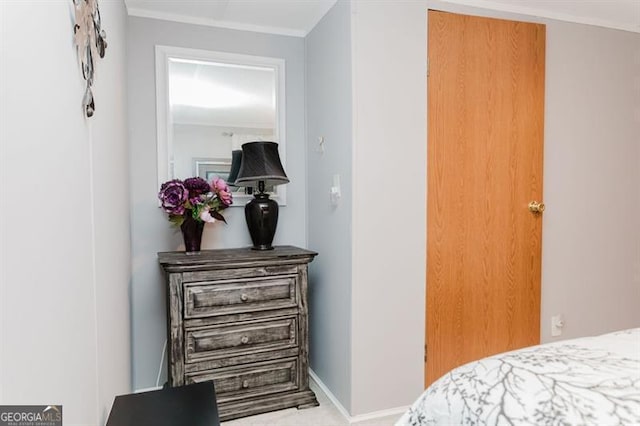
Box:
426;11;545;386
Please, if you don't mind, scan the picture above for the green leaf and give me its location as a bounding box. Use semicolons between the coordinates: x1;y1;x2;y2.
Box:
168;215;185;227
191;207;200;220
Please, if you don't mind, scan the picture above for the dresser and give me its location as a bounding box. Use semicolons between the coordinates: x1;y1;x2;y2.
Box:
158;246;318;421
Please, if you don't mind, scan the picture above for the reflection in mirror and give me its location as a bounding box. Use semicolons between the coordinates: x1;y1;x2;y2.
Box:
156;46;286;205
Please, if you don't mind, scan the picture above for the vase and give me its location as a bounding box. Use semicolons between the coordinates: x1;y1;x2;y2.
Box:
180;212;205;252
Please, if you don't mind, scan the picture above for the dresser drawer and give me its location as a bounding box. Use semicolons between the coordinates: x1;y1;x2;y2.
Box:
160;246;318;420
186;358;299;404
185;317;297;362
184;276;297;318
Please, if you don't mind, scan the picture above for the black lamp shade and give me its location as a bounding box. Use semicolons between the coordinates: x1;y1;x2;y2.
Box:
234;141;289;187
226;150;242;186
234;141;288;251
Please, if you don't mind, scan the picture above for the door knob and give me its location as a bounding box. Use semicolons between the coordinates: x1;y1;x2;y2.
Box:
528;201;545;214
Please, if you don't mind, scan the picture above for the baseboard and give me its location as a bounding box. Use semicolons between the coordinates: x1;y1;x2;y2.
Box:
349;405;410;424
308;369;352;421
308;369;409;424
136;374;409;423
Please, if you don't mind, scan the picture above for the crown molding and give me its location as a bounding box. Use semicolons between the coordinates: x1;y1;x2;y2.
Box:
431;0;640;33
306;0;338;35
126;7;308;37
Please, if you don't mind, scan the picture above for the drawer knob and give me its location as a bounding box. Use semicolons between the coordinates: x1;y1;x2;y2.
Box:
240;336;249;344
240;293;249;302
242;380;249;389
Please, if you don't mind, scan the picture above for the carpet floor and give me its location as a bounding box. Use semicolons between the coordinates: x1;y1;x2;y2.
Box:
222;381;402;426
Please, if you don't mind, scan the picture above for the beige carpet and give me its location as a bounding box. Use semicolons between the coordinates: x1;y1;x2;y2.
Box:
222;381;402;426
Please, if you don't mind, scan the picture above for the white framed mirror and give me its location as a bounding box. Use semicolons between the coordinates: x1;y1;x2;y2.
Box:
155;45;287;205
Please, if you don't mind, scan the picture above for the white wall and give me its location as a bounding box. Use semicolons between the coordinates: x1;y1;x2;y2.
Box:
173;124;232;178
541;23;640;341
344;0;640;415
350;0;428;415
91;4;132;423
0;1;131;425
305;0;354;413
127;16;307;390
172;124;272;179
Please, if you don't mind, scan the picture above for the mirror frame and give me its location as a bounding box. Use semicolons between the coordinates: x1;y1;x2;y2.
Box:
155;45;287;206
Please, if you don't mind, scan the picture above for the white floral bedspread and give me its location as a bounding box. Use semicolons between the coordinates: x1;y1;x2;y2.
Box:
397;329;640;426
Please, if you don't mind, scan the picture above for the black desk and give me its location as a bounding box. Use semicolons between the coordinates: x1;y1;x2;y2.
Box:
106;382;220;426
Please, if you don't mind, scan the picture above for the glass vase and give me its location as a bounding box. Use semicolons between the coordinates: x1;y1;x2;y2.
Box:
180;211;204;252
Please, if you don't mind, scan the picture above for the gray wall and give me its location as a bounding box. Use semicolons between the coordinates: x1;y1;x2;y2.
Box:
1;1;131;424
125;2;640;413
127;17;307;390
305;0;354;413
541;23;640;341
347;0;640;415
349;0;428;414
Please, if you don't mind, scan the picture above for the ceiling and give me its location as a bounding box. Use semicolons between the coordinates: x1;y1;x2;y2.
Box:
125;0;640;35
125;0;338;36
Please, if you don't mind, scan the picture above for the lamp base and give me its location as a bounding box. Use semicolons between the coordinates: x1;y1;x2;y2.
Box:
245;192;279;251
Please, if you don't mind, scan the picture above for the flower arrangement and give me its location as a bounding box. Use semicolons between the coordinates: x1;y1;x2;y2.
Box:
158;176;233;226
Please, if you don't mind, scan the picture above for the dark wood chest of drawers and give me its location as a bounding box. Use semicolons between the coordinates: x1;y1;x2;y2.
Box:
158;246;318;421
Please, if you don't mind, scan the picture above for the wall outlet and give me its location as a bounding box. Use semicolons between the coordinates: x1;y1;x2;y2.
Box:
551;314;565;337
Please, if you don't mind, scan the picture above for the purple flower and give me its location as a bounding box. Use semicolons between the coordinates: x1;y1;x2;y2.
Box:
189;196;204;206
158;179;187;215
159;176;232;226
184;177;211;198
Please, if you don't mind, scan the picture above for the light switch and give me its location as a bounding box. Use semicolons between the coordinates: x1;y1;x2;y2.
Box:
330;174;341;206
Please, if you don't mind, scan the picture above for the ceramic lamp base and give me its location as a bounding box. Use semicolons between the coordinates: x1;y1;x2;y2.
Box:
245;193;278;250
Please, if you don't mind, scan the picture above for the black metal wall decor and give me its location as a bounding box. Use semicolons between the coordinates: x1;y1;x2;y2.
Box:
73;0;107;118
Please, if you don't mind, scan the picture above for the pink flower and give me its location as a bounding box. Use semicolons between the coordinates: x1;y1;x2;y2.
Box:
199;207;217;223
211;177;229;193
218;190;232;206
211;177;233;207
158;176;232;227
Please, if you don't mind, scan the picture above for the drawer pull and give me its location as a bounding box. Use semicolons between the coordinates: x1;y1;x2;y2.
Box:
242;380;249;389
240;293;249;302
240;336;249;344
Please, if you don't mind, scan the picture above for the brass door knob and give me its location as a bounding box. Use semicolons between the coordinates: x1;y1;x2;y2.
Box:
528;201;545;214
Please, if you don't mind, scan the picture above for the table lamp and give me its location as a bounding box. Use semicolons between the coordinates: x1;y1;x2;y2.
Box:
234;141;289;250
226;150;242;187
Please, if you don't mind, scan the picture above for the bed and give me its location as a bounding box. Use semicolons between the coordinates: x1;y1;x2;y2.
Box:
397;328;640;426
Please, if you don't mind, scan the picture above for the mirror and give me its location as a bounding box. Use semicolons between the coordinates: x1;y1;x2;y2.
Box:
155;46;286;205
